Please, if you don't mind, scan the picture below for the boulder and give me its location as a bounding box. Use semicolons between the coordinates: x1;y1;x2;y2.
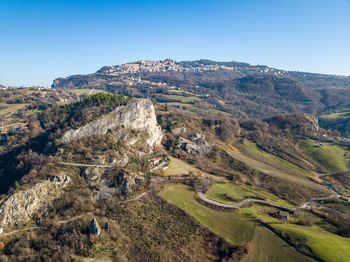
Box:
90;217;101;236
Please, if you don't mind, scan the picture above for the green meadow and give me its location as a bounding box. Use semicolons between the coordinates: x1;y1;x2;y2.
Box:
299;139;349;172
161;184;314;262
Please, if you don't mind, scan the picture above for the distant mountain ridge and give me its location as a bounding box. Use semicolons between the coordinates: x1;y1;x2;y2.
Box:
51;59;350;122
54;59;350;90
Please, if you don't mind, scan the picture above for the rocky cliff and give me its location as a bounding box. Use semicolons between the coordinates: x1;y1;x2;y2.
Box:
265;113;320;134
60;99;163;148
0;175;71;229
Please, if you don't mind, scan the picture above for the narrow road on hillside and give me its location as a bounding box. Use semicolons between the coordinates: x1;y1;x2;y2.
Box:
116;192;147;203
198;158;350;212
197;190;341;212
197;192;294;211
58;162;114;168
59;211;97;224
0;226;42;237
315;158;350;196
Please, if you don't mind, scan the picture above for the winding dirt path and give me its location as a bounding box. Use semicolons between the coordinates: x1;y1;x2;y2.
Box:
0;226;42;237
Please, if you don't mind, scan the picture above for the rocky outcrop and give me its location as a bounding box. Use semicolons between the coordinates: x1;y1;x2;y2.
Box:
114;170;144;194
0;175;71;229
83;168;101;182
90;217;101;236
265;113;319;134
60;99;163;149
171;127;188;135
303;114;319;132
178;134;212;156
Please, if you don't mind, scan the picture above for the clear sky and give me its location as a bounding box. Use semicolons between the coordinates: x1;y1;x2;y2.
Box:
1;0;350;86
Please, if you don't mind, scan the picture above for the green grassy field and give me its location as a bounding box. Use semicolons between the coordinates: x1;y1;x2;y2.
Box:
0;103;29;116
66;88;108;96
167;89;196;96
243;140;312;177
163;94;202;103
205;183;295;208
161;184;255;245
165;156;226;181
320;109;350;119
166;156;203;176
272;223;350;262
161;184;313;262
242;226;314;262
299;140;349;172
215;141;326;193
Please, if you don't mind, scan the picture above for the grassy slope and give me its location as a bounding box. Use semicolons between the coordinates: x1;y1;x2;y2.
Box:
161;184;255;245
321;109;350;119
272;224;350;262
166;156;226;181
205;183;295;208
0;103;29;116
299;140;348;172
67;88;108;96
166;156;206;176
161;184;313;262
243;140;312;177
242;226;314;262
163;94;201;103
215;140;325;193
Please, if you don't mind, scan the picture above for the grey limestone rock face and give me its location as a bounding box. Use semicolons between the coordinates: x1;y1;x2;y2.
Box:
60;99;163;149
303;114;319;132
0;175;71;229
179;134;212;156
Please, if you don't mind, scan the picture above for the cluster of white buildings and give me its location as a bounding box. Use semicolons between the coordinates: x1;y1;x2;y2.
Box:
96;59;290;78
122;76;169;88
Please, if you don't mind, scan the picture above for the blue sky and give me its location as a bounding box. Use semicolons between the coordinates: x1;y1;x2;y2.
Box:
1;0;350;86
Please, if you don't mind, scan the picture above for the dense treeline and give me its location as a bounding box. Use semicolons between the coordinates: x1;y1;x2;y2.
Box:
0;93;132;195
40;93;131;132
